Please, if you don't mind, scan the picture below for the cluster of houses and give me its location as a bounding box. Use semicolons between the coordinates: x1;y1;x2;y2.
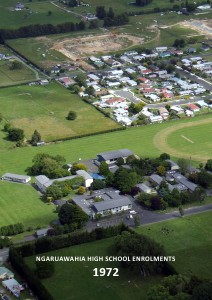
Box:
0;267;24;298
181;56;212;77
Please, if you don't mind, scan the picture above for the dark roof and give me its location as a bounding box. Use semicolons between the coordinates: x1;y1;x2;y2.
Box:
97;149;133;161
171;173;197;191
93;197;132;212
149;174;163;185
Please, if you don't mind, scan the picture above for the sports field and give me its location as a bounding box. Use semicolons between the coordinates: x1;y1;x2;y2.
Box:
0;0;79;30
25;237;161;300
0;181;55;228
154;117;212;162
25;212;212;300
136;211;212;279
0;82;119;141
0;114;211;176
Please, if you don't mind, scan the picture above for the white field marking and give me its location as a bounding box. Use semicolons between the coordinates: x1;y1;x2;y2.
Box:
181;135;194;143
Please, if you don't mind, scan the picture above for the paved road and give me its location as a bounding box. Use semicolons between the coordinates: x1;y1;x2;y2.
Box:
177;68;212;92
0;204;211;262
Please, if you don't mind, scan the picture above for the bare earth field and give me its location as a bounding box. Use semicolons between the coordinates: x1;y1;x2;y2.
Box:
50;33;144;70
181;19;212;36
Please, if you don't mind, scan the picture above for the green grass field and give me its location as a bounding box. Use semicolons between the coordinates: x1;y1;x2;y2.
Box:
25;237;162;300
0;59;37;86
0;82;119;141
24;212;212;300
0;0;79;30
0;114;211;176
0;181;55;227
136;211;212;279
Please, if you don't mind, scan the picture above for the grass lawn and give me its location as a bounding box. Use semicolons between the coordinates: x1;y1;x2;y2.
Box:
136;211;212;279
0;181;55;228
0;59;37;87
24;212;212;300
0;82;119;141
0;114;211;176
0;0;79;30
25;237;162;300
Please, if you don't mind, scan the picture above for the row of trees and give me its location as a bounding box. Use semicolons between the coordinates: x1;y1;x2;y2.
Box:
135;0;153;6
0;21;86;40
0;223;24;236
96;6;129;27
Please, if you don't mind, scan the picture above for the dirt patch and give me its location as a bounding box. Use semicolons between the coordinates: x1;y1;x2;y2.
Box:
180;19;212;36
51;33;144;71
153;118;212;162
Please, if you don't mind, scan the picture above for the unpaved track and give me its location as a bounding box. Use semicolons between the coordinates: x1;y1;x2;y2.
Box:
153;118;212;162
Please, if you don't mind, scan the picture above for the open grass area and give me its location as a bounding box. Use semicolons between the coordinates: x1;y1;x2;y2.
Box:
0;114;211;176
25;237;162;300
0;0;79;30
154;117;212;162
136;211;212;279
0;59;37;86
0;82;119;141
0;181;55;227
24;212;212;300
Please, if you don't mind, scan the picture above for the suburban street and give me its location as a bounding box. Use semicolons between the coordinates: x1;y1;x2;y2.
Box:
0;204;211;262
85;203;212;231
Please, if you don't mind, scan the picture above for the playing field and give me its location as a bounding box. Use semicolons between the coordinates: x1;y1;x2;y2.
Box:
0;0;79;30
25;237;161;300
136;211;212;279
0;114;211;176
0;82;119;141
0;181;55;228
154;117;212;162
24;212;212;300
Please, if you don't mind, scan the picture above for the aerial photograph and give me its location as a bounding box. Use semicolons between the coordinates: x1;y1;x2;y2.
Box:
0;0;211;299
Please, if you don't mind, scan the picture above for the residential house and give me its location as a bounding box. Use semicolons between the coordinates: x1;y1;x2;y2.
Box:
159;107;169;120
187;103;200;112
2;278;24;297
0;267;14;280
171;173;197;192
166;160;180;171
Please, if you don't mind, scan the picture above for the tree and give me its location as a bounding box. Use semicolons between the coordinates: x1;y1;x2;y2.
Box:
76;73;87;87
36;261;55;279
47;11;52;16
30;153;69;178
85;86;95;96
114;168;138;193
67;111;77;120
77;186;86;195
9;60;22;70
134;215;140;227
115;231;167;276
107;7;114;19
0;113;3;123
31;130;41;145
4;123;12;132
91;179;106;190
45;185;63;200
160;153;170;160
192;281;212;300
96;6;106;19
179;206;184;217
71;163;87;175
177;158;189;175
68;0;78;7
58;203;89;227
205;159;212;171
116;157;124;166
99;162;110;176
8;128;24;141
147;285;172;300
157;165;166;176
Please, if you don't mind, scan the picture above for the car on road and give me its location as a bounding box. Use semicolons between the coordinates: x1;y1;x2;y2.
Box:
129;210;137;215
